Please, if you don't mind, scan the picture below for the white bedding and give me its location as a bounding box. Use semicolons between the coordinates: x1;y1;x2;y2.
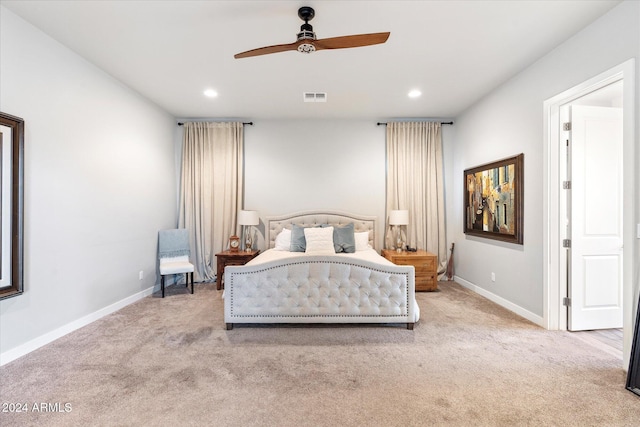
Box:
246;248;396;267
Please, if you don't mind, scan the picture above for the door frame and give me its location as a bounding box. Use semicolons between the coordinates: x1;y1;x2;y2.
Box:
543;59;635;367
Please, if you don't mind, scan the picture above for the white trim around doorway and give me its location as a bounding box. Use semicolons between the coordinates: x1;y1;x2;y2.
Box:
543;58;635;368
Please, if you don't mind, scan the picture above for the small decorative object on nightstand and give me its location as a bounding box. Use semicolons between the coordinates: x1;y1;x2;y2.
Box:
381;249;438;291
229;235;240;252
215;249;259;290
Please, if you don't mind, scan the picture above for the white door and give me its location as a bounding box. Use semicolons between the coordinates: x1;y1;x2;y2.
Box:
568;105;623;331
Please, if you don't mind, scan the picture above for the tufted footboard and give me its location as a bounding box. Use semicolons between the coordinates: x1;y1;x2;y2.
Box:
224;255;417;330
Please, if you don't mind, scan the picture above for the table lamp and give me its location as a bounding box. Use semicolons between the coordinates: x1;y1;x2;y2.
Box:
238;210;259;252
389;210;409;252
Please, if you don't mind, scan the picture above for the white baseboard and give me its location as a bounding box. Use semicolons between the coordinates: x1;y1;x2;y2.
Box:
0;285;156;366
453;276;544;327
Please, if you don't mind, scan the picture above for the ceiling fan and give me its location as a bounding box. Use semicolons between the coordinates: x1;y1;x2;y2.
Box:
234;6;390;59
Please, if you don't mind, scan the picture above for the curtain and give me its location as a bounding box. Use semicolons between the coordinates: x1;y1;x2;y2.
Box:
178;122;243;282
386;122;447;274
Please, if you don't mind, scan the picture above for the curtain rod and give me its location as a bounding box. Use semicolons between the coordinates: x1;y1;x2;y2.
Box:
377;121;453;126
177;122;253;126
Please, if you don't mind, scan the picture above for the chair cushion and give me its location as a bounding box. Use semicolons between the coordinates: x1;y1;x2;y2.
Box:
160;256;194;275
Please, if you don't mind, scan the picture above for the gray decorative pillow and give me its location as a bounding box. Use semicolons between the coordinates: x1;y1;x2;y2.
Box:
290;224;308;252
323;223;356;253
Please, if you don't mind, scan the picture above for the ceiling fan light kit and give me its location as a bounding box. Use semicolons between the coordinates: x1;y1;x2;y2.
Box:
297;43;316;54
234;6;390;59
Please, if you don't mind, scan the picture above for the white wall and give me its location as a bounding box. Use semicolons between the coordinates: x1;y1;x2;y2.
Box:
0;7;177;364
448;0;639;327
243;120;388;249
241;120;455;251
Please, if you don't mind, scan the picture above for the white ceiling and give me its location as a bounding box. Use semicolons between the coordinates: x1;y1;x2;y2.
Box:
1;0;621;120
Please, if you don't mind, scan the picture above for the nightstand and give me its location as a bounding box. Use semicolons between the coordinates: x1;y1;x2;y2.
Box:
215;250;260;290
381;249;438;291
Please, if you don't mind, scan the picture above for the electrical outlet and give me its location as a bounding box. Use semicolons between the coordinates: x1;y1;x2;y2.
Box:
491;272;495;282
139;270;144;280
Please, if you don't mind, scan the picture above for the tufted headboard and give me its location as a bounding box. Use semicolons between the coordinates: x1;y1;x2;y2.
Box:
265;210;377;251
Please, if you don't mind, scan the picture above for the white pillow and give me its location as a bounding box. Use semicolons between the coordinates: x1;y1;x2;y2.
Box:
304;226;336;254
273;228;292;251
354;231;371;251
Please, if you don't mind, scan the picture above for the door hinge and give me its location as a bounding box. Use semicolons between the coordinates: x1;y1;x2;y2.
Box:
563;122;572;131
562;239;571;248
563;297;571;307
562;181;571;190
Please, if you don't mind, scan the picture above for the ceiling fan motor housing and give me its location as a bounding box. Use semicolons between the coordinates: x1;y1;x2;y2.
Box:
297;23;316;40
296;5;316;50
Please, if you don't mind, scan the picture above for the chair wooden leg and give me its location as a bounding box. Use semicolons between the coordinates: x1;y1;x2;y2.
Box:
190;272;194;294
161;275;165;298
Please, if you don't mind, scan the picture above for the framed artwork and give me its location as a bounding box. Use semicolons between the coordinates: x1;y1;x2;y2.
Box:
0;112;25;300
464;153;523;244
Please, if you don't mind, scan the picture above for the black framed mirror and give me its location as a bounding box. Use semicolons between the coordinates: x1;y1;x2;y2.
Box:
0;112;25;300
626;293;640;397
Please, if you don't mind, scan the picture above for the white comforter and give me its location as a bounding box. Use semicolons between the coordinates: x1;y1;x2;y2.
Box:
246;248;397;267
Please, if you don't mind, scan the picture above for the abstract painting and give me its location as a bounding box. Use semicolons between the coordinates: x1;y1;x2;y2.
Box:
464;154;523;244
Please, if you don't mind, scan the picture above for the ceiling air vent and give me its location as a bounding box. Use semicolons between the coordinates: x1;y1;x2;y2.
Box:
303;92;327;103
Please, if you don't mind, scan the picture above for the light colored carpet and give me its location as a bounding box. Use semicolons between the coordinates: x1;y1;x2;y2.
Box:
1;281;638;426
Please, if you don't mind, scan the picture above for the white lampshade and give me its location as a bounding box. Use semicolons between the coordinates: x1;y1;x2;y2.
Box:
238;210;259;226
389;210;409;225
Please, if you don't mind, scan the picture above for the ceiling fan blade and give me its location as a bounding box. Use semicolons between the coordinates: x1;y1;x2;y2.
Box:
313;32;390;50
234;41;300;59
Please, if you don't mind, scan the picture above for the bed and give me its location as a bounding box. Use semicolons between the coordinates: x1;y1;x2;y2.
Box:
223;211;419;330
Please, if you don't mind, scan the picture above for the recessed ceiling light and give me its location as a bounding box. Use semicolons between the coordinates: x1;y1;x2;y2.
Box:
203;89;218;98
408;90;422;98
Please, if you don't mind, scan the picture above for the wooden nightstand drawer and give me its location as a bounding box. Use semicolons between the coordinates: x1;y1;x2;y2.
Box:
225;259;249;267
413;257;436;272
215;250;260;290
416;273;437;291
381;249;438;292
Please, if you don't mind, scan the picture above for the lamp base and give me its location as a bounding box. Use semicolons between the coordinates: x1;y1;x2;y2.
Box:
244;226;254;252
